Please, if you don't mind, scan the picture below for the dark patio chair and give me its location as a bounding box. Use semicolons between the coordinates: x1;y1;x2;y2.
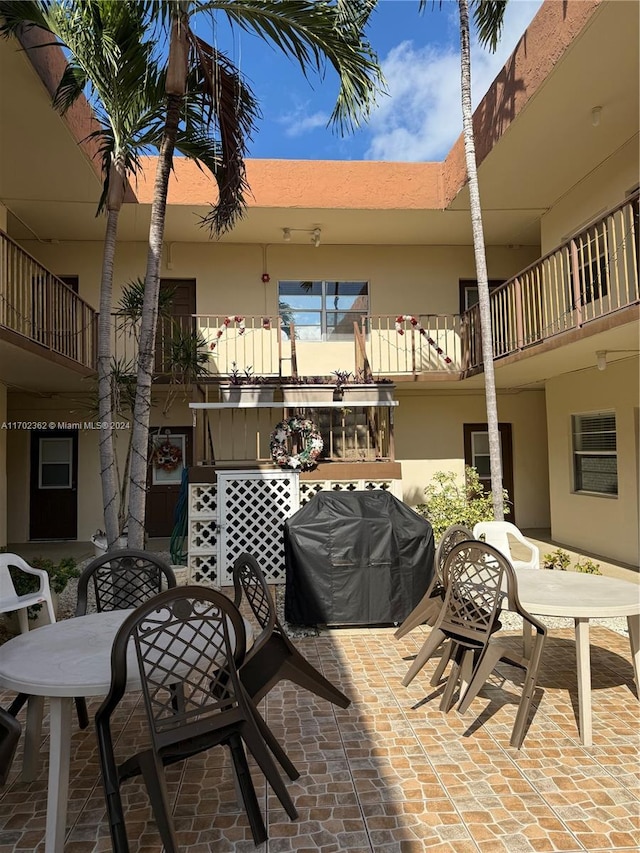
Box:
233;553;351;709
74;549;176;728
95;586;297;853
0;706;21;786
394;524;473;639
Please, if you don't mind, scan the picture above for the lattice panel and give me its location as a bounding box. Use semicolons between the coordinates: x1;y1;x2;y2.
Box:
299;478;403;506
189;484;218;517
219;472;299;586
189;554;219;586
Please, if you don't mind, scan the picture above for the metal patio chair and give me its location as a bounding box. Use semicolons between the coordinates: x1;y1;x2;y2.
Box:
74;549;176;728
0;706;21;787
95;586;297;852
233;553;351;709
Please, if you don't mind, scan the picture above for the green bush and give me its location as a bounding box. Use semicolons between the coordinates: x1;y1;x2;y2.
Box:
542;548;571;571
575;558;601;575
8;556;80;619
416;467;510;541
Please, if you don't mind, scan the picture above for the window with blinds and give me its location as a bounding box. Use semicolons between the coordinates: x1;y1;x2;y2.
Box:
572;412;618;495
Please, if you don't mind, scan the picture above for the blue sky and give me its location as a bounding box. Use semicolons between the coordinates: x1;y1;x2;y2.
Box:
200;0;544;162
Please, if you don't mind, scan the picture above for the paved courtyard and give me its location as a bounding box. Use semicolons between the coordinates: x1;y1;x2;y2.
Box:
1;618;638;852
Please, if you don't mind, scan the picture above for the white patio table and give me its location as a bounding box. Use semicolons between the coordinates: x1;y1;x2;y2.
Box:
514;568;640;746
0;607;252;853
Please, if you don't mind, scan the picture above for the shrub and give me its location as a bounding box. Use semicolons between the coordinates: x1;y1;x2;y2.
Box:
542;548;571;571
416;467;510;541
575;558;601;575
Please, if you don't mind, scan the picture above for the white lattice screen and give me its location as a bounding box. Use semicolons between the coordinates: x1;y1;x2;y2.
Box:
188;470;403;586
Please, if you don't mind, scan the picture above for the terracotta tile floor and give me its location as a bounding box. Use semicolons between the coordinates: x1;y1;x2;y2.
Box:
1;624;638;852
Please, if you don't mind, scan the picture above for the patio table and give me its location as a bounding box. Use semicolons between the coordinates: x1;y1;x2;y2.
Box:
514;568;640;746
0;607;252;853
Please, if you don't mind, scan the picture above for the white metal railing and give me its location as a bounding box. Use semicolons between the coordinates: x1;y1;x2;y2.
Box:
0;230;97;367
464;192;639;369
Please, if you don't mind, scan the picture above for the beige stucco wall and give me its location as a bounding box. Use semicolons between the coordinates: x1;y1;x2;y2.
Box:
546;357;640;567
540;137;639;252
395;388;550;530
21;240;539;318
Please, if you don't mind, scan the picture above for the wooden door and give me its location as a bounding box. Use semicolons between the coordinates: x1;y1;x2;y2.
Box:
463;423;515;523
30;430;78;539
146;427;192;537
155;279;196;374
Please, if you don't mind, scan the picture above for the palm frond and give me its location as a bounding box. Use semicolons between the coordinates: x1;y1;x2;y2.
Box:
199;0;383;134
471;0;507;52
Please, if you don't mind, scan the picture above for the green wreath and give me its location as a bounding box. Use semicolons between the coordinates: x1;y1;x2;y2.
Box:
270;417;323;470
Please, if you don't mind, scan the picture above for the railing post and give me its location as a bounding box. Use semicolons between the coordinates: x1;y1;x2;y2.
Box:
353;319;372;380
514;277;525;350
570;239;583;328
289;322;298;378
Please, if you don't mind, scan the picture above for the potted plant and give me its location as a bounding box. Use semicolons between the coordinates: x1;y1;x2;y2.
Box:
332;369;396;404
4;556;80;632
219;363;278;404
280;375;337;404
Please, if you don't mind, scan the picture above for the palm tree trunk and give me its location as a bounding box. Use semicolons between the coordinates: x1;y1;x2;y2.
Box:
458;0;504;519
97;159;126;547
127;16;188;549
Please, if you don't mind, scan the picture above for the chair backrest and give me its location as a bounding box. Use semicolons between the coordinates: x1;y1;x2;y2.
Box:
75;549;176;616
433;525;474;586
0;554;40;601
437;540;509;645
472;521;539;569
101;586;248;752
232;553;277;655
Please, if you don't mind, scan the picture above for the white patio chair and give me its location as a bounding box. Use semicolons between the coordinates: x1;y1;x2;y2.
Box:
472;522;540;571
0;554;56;634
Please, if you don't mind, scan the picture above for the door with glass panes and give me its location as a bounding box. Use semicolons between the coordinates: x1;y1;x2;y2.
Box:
463;423;515;523
30;430;78;539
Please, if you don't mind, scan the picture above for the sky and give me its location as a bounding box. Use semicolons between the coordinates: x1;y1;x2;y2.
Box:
200;0;545;162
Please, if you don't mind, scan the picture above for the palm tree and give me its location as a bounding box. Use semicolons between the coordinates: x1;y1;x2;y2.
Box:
0;0;230;548
126;0;384;548
420;0;507;519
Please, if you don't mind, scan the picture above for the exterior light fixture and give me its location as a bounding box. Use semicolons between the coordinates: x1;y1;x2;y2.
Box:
311;227;321;248
591;106;602;127
596;351;607;371
282;228;291;242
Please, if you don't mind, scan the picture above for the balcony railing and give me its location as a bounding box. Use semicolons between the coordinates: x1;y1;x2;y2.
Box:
0;230;97;368
464;192;639;370
110;194;639;381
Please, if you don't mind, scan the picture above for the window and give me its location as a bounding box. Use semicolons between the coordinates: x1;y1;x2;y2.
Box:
38;437;73;489
572;412;617;495
279;280;368;341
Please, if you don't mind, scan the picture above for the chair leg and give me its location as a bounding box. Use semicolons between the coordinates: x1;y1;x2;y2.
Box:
75;698;90;730
457;644;503;713
394;598;440;639
401;628;446;687
138;751;179;853
430;640;453;686
241;721;298;821
248;700;299;781
227;734;268;845
282;654;351;708
439;645;467;712
510;635;546;749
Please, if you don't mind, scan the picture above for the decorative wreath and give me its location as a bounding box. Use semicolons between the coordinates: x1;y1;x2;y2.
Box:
270;417;323;471
152;439;183;472
395;314;452;364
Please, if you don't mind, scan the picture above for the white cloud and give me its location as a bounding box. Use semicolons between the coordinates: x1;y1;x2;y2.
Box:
280;108;330;138
365;0;545;161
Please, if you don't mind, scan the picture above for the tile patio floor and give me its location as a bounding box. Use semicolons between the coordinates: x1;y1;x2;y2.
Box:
1;619;639;852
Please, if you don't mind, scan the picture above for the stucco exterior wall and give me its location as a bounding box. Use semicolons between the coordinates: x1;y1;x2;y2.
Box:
21;240;539;318
395;387;549;529
540;138;639;252
546;358;640;567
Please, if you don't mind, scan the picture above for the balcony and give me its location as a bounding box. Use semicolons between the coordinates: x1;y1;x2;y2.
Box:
0;230;97;372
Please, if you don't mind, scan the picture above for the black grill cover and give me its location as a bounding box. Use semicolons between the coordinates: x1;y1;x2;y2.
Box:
284;491;434;626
